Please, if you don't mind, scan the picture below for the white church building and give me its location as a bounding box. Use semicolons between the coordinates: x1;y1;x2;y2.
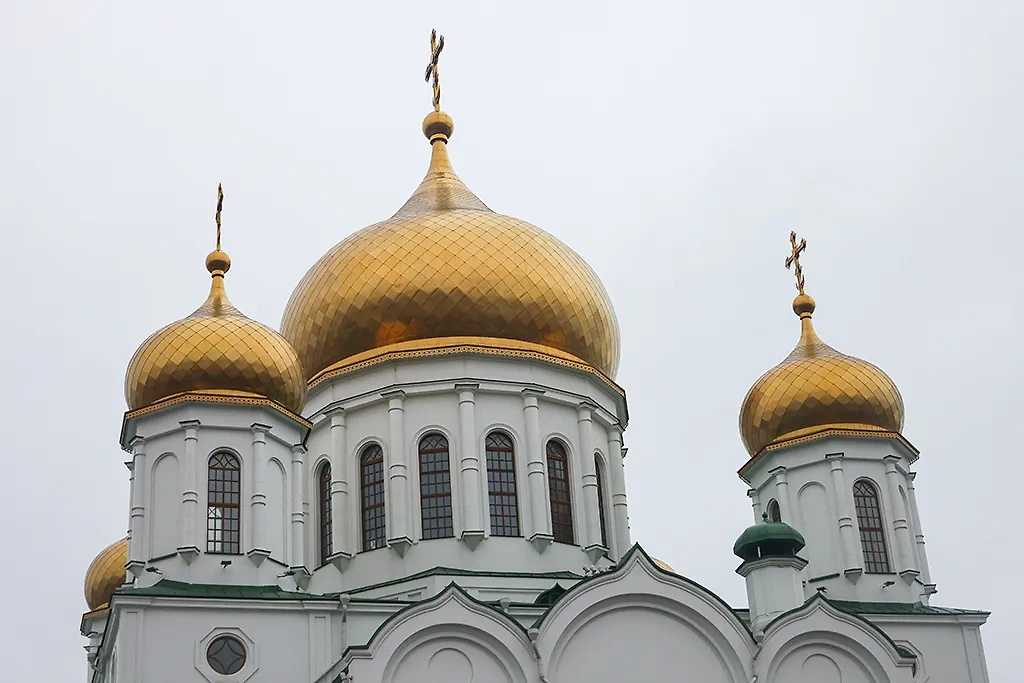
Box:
80;37;991;683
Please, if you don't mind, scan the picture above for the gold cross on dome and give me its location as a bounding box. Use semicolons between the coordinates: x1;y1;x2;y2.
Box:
424;29;445;112
215;183;224;250
785;231;807;294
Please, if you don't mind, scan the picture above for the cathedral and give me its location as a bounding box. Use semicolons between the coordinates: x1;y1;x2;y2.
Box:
80;35;991;683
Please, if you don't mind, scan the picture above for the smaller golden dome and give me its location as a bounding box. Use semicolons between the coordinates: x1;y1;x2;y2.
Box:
126;194;306;415
739;293;905;456
84;538;128;610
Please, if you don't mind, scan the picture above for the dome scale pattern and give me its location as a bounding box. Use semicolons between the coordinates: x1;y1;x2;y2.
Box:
281;115;620;381
84;538;128;610
125;253;306;413
739;297;904;456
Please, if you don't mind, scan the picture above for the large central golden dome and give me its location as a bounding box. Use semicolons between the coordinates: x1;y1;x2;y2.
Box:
281;112;620;381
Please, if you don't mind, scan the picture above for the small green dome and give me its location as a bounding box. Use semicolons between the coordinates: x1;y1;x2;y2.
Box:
733;519;805;562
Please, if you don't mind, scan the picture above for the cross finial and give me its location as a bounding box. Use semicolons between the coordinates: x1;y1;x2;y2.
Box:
215;183;224;251
785;230;808;295
424;29;445;112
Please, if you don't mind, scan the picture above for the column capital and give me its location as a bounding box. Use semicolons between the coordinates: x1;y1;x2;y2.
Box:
179;420;201;436
825;451;845;461
324;404;346;419
454;382;480;392
329;410;347;428
608;424;623;440
577;402;598;421
747;488;759;500
769;466;788;481
521;386;546;398
291;444;307;460
129;435;147;453
251;423;273;437
381;389;406;400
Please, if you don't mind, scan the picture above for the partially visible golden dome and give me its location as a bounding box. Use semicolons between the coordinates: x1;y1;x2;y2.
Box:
281;111;620;381
652;557;675;573
125;245;306;414
739;293;904;456
84;538;128;610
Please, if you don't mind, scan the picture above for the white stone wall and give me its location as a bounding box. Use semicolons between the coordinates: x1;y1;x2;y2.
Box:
298;352;631;594
743;435;931;604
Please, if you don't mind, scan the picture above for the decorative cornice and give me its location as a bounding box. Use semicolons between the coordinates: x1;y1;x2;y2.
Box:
307;336;626;398
738;427;919;479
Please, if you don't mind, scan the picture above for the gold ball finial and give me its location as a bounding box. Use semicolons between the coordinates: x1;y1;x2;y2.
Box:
793;293;816;318
206;249;231;275
423;110;455;142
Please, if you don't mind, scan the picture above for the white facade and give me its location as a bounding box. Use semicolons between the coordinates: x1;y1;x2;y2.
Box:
80;346;993;683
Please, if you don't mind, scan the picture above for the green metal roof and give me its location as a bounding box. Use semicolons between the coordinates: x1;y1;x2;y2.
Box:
827;600;990;616
733;521;805;561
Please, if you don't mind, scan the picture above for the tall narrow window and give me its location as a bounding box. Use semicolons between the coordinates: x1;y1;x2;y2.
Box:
360;444;386;551
854;480;891;573
419;433;454;539
486;432;520;537
594;455;608;548
207;452;241;554
318;462;333;564
546;441;574;544
766;499;782;522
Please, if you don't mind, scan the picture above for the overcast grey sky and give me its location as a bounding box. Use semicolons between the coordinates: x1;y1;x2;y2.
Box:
2;1;1020;679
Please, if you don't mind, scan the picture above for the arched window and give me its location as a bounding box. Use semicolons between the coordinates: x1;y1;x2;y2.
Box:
360;444;386;551
419;433;454;539
766;499;782;523
853;480;891;573
318;462;333;564
485;432;520;537
595;454;608;548
207;452;241;554
546;441;574;544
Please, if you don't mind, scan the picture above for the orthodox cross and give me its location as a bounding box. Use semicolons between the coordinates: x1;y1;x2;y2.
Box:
215;183;224;250
785;230;807;294
424;29;445;111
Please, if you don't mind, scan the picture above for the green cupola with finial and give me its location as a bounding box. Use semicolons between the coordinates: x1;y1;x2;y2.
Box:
733;513;806;563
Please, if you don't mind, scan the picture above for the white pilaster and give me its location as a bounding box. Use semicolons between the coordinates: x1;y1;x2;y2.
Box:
289;445;308;582
738;555;809;634
383;390;412;555
328;408;352;569
522;389;553;553
826;453;863;582
456;384;485;548
127;437;146;576
907;472;936;595
769;466;792;523
607;426;630;559
247;424;271;566
747;488;761;524
177;420;201;564
884;456;919;584
578;404;605;562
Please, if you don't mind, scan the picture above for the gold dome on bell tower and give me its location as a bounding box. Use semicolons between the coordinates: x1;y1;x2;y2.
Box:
738;233;905;456
124;187;306;413
280;31;620;382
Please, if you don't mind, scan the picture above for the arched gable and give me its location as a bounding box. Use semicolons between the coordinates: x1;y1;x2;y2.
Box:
535;546;754;683
760;595;917;682
339;584;534;683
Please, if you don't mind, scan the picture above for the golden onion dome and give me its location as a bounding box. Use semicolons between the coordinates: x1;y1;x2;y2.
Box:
739;292;905;456
84;537;128;610
652;557;675;573
125;218;306;413
281;110;620;381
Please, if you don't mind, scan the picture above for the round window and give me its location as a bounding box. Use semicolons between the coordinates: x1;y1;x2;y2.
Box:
206;635;247;675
